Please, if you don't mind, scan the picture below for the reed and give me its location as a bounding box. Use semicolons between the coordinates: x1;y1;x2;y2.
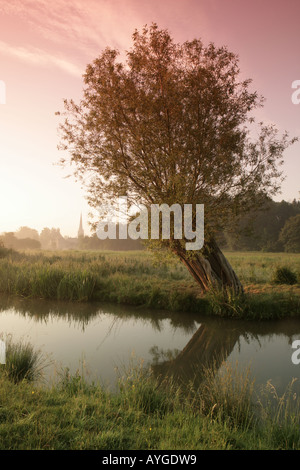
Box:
1;347;300;449
2;336;46;383
0;249;299;319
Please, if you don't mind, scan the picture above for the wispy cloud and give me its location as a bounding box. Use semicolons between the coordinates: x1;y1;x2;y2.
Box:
1;0;142;58
0;40;83;76
0;0;209;74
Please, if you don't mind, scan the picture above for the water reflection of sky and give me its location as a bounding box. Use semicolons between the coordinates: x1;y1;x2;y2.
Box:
0;304;197;389
226;334;300;393
1;295;300;394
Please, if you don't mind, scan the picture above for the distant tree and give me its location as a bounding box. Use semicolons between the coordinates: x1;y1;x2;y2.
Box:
15;226;40;241
223;198;300;252
58;24;295;294
40;228;64;250
279;214;300;252
40;228;52;249
79;227;144;251
0;232;41;250
0;232;17;249
16;238;41;250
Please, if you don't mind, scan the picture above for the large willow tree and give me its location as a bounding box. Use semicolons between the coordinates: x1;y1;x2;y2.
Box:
58;24;295;295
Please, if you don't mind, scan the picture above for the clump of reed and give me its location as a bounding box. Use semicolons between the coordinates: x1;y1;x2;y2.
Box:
1;336;47;383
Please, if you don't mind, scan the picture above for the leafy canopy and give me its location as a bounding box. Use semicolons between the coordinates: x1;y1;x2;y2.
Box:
58;24;295;237
280;214;300;252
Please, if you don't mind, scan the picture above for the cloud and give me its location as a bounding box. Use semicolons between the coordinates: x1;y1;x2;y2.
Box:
0;0;210;70
1;0;142;58
0;40;83;76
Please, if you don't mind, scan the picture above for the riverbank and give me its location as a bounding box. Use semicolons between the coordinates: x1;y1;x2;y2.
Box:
0;249;300;320
0;349;300;450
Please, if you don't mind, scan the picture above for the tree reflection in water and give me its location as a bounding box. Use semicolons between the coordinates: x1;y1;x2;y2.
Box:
1;294;300;390
151;320;300;389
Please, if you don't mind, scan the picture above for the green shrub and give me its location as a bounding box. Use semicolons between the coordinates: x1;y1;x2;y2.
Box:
271;266;298;285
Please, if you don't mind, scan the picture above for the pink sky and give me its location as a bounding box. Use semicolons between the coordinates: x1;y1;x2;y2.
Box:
0;0;299;236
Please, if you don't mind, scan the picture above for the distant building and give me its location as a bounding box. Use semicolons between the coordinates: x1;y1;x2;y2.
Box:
78;213;84;238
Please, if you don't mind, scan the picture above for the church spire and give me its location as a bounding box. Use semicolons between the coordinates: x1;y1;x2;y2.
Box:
78;213;84;238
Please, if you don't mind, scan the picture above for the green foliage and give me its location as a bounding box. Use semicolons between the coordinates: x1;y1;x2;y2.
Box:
221;199;300;252
57;272;96;301
58;23;295;257
271;266;298;285
3;337;45;383
279;214;300;253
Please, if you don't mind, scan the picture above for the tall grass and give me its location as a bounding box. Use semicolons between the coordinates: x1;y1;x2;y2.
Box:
0;249;300;319
195;361;256;429
2;336;46;383
256;379;300;449
1;347;300;449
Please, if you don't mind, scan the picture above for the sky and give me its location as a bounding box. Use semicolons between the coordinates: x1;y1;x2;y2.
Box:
0;0;300;237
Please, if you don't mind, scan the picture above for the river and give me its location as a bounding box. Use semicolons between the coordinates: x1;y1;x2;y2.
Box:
1;294;300;395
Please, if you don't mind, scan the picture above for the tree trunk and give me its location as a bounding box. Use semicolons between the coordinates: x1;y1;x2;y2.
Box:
174;237;243;294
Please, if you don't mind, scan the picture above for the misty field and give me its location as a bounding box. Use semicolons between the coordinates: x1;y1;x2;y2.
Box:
0;249;300;319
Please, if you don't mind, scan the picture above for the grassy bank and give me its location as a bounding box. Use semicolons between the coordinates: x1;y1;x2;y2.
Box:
0;340;300;450
0;249;300;319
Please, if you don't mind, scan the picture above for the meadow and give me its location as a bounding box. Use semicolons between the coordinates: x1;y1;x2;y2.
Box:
0;248;300;320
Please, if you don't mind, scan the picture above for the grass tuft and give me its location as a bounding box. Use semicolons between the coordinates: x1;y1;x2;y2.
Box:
2;336;47;383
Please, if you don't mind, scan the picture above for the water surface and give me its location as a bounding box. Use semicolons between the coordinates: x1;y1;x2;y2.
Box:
1;295;300;394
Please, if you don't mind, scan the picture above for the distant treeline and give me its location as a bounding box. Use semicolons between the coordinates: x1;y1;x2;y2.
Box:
1;198;300;252
78;232;144;251
0;232;41;250
0;226;143;251
218;198;300;252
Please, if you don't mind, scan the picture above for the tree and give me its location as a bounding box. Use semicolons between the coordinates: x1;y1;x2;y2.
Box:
15;226;40;241
0;232;17;249
40;227;64;250
58;24;295;295
279;214;300;252
0;232;41;250
16;238;41;250
222;198;300;252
